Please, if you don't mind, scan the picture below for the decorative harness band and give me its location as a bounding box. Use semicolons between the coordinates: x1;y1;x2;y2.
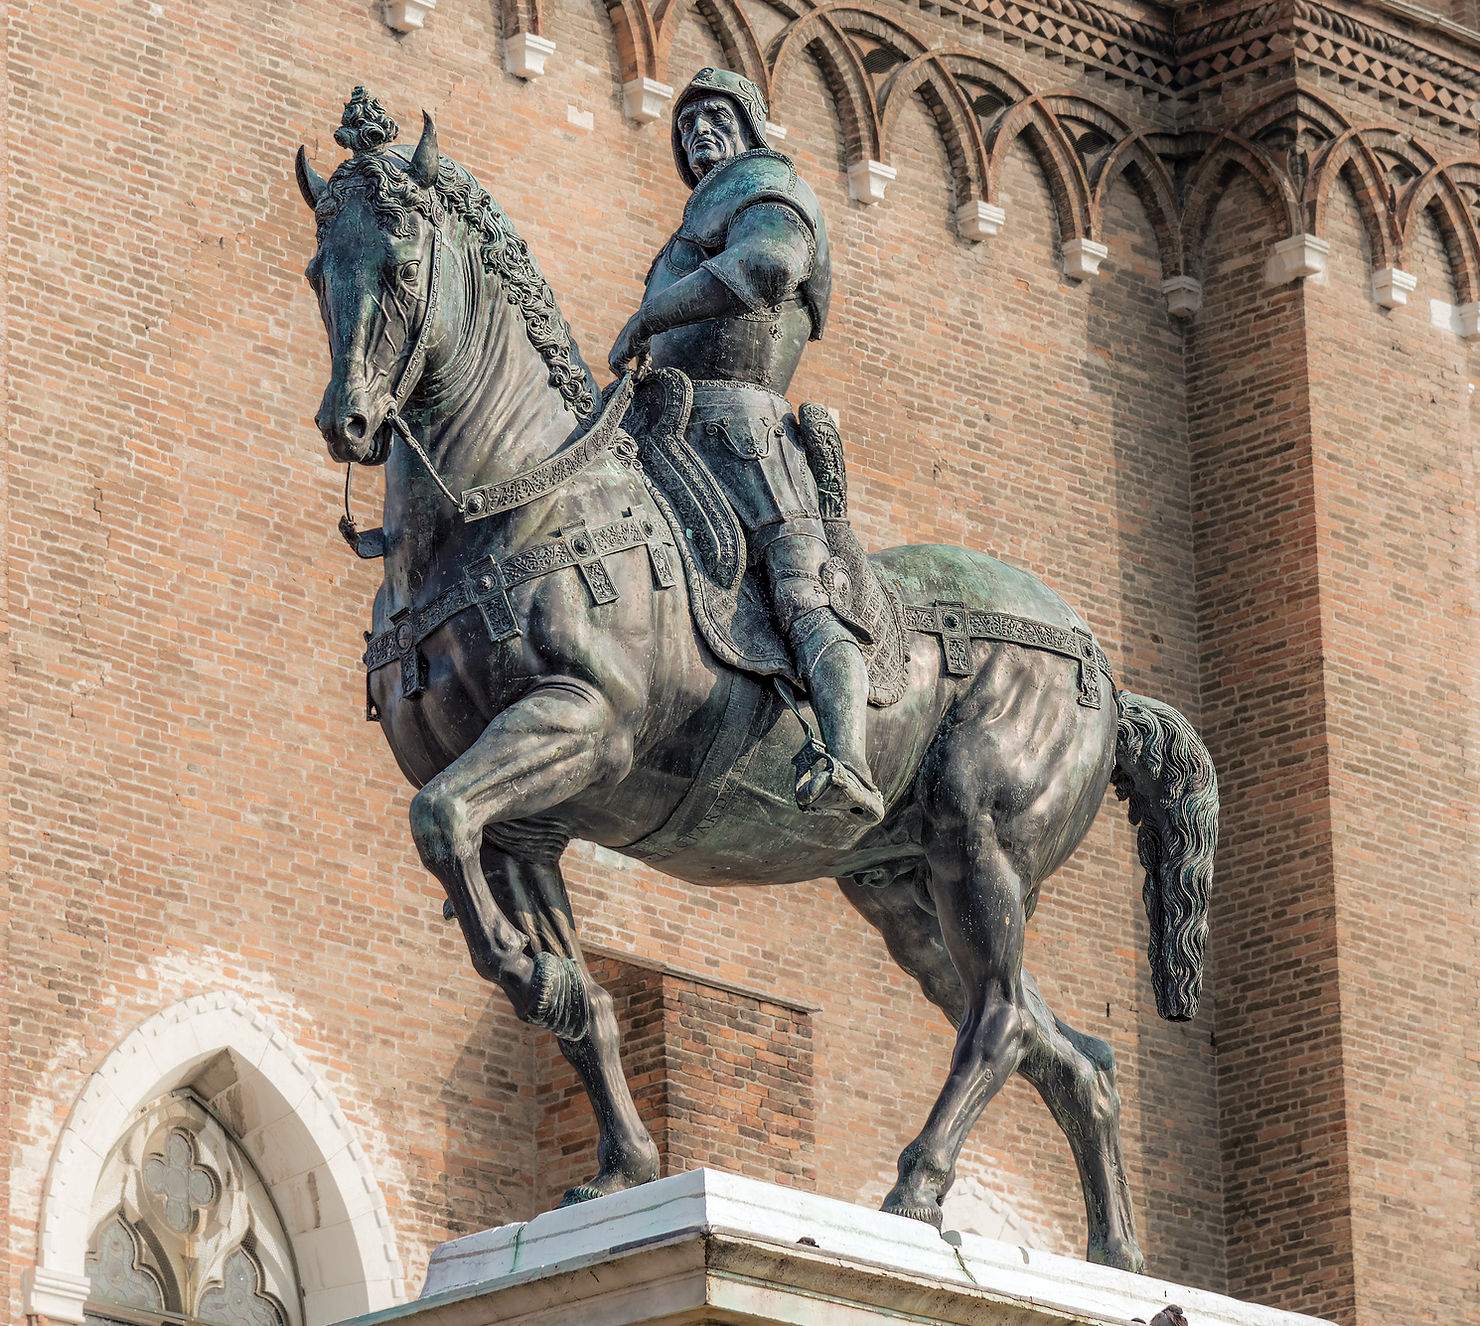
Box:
338;222;634;555
904;601;1114;708
362;512;677;709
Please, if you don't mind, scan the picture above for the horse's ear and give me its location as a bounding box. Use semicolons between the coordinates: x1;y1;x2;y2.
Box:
411;111;440;188
296;145;327;210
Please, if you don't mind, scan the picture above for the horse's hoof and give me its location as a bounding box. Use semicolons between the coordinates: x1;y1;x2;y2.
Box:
558;1184;607;1208
881;1200;945;1230
1089;1239;1145;1274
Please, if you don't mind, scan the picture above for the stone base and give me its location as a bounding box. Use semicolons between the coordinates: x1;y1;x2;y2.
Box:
346;1170;1335;1326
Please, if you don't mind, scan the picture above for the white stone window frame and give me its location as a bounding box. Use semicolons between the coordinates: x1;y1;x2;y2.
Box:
24;992;405;1326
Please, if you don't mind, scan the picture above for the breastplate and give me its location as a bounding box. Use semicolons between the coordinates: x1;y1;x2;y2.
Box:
645;237;811;394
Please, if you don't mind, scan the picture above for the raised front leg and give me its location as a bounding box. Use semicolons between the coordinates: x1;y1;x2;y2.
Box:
411;676;634;1031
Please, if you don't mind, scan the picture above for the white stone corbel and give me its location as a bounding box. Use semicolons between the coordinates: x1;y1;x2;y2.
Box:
22;1265;91;1324
1161;275;1203;319
957;201;1006;242
1265;233;1330;285
1062;238;1108;280
1428;299;1480;338
505;32;556;79
1372;267;1417;309
847;159;896;205
383;0;435;31
764;121;788;146
623;78;673;124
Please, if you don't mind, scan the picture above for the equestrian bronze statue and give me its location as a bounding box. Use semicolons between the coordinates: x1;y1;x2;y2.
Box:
295;81;1218;1273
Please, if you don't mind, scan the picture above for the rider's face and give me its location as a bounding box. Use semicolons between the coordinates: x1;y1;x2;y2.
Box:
679;96;750;180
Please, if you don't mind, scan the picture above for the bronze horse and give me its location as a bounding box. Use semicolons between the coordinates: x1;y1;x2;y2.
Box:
295;96;1217;1272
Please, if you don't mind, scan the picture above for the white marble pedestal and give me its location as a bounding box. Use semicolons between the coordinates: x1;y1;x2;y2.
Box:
341;1169;1335;1326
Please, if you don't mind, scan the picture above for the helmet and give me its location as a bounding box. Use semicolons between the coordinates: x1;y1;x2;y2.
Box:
671;68;770;188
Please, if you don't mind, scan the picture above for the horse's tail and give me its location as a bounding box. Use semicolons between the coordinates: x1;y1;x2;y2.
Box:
1111;692;1219;1022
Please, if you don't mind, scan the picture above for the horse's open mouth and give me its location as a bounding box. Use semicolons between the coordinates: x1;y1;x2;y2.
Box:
364;421;393;466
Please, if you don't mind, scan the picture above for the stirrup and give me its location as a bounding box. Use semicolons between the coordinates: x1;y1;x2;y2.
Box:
795;749;885;825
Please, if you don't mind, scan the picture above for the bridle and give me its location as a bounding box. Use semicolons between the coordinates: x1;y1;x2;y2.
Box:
335;220;636;560
339;225;455;557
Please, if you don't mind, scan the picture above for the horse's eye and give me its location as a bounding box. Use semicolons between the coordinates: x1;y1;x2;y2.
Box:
399;260;421;285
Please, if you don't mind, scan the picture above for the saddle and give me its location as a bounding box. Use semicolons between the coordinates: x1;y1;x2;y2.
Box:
623;368;908;708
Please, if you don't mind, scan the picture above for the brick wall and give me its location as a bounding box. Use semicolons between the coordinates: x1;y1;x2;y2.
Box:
534;954;816;1210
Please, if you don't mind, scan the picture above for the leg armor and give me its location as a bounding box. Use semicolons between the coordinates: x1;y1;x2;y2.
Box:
762;534;884;824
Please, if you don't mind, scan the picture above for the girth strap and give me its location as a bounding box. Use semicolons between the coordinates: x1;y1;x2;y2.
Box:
904;601;1115;708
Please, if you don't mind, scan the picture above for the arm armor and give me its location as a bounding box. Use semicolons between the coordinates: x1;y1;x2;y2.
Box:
701;200;817;314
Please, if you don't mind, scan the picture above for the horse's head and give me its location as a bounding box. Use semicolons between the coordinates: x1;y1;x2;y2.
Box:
297;89;448;465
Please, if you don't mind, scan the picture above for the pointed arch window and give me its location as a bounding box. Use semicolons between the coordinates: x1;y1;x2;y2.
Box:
83;1091;302;1326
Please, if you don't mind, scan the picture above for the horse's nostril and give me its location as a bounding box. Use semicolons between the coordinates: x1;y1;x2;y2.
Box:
344;413;369;440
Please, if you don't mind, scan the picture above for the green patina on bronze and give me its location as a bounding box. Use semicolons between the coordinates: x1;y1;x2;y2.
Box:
296;80;1219;1270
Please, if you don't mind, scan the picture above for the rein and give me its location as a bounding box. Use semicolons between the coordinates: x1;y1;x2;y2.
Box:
337;220;634;558
339;226;446;558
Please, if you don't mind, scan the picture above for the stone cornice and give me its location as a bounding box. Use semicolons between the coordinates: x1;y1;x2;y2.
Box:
882;0;1480;122
1174;0;1480;122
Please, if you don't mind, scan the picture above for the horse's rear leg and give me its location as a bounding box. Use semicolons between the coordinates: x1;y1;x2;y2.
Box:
882;826;1030;1228
1018;972;1143;1271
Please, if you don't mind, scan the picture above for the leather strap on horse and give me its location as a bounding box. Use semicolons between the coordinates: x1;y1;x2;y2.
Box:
340;228;447;558
904;601;1115;708
363;512;676;707
339;230;636;553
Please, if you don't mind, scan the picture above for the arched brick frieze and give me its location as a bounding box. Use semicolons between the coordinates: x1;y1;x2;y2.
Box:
1306;127;1404;271
768;6;882;164
1234;87;1352;151
1230;90;1403;273
832;4;929;59
984;95;1092;242
1095;133;1184;280
932;50;1032;110
605;0;663;85
1180;130;1303;280
653;0;771;94
1395;161;1480;303
878;53;988;207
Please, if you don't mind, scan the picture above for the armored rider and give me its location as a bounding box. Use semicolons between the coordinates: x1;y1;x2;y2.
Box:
609;67;884;826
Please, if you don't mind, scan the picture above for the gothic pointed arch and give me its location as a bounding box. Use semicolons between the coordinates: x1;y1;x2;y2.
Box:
1234;87;1352;149
984;95;1091;242
604;0;662;85
24;992;404;1326
652;0;770;94
1395;162;1480;303
1094;132;1184;280
1307;127;1403;270
829;4;929;59
768;6;882;163
1180;130;1303;280
877;53;987;205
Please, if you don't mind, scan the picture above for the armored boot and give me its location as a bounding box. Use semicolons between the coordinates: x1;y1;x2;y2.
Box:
788;607;885;825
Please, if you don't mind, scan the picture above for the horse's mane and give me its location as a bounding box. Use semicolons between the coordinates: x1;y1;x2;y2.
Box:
315;131;598;421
